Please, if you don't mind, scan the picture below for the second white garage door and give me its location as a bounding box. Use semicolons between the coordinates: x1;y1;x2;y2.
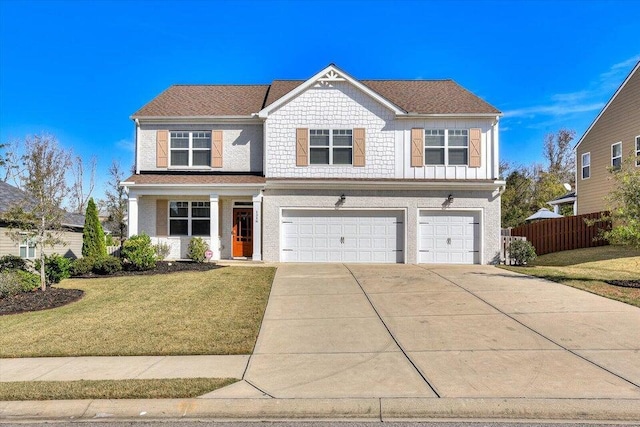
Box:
281;210;404;263
418;211;480;264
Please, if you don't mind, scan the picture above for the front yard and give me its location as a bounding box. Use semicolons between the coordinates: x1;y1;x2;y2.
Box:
500;246;640;308
0;266;275;358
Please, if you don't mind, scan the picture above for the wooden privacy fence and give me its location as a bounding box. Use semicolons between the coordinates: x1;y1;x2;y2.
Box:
106;246;121;257
510;211;610;256
501;235;527;264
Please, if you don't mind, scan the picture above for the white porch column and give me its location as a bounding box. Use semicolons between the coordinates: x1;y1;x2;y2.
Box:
553;205;559;214
252;193;263;261
127;193;139;237
209;194;220;260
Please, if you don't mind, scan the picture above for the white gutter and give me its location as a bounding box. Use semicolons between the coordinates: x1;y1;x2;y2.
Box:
265;179;506;191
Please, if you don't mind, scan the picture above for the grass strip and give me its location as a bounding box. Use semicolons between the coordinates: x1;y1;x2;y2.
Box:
0;378;236;400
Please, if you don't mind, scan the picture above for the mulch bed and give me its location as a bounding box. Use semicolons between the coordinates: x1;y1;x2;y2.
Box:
0;288;84;316
605;279;640;289
75;261;222;278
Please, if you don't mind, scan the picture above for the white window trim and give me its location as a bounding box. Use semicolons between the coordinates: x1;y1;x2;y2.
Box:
636;136;640;167
169;131;212;168
611;141;622;169
168;201;211;237
19;233;36;259
424;129;469;166
309;129;353;166
581;152;591;180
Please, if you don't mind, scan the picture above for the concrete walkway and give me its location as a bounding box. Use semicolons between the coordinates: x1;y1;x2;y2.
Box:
0;355;248;382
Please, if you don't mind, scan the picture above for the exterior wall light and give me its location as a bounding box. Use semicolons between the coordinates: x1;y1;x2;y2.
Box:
340;194;346;202
447;194;454;203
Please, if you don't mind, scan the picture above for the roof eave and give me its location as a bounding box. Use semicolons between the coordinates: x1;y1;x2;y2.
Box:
397;113;502;119
131;115;262;123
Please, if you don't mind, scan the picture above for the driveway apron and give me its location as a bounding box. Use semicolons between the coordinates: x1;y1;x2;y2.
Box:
235;263;640;400
243;264;437;398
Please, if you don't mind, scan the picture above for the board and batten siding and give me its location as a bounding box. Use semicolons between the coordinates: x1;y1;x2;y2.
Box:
137;123;264;173
576;67;640;215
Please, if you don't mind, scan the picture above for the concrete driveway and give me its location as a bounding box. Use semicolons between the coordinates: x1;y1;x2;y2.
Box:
216;264;640;399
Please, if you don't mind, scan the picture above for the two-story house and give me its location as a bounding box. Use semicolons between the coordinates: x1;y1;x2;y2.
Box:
575;61;640;215
122;64;504;264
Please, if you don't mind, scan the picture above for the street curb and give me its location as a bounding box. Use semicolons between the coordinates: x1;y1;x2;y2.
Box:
2;397;640;422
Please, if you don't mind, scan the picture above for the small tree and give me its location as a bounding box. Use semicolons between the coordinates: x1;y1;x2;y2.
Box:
599;158;640;249
69;155;96;215
2;135;72;291
103;161;128;252
82;198;107;258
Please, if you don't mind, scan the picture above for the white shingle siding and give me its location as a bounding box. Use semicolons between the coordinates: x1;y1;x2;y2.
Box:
265;82;396;178
262;189;501;264
137;123;263;172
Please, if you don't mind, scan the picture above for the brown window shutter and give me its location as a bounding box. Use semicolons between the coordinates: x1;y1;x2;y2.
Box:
296;128;308;166
353;128;366;167
469;128;481;168
156;199;168;237
156;130;168;168
411;128;424;167
212;130;223;168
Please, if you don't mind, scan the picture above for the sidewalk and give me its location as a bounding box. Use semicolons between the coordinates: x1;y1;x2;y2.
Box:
0;355;249;382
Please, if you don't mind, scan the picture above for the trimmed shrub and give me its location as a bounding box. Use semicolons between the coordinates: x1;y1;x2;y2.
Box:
93;256;123;275
82;198;107;258
122;234;156;271
71;256;96;276
34;254;72;284
0;255;28;272
187;237;208;263
508;239;537;266
154;242;171;260
0;270;39;298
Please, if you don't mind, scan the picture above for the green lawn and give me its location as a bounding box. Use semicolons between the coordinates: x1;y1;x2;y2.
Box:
0;267;275;357
0;378;236;400
500;246;640;308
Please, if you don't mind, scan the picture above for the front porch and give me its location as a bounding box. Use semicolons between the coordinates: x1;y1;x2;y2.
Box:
123;177;265;261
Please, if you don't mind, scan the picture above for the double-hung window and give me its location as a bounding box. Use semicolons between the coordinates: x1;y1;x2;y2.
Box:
636;136;640;167
309;129;353;165
581;152;590;179
448;130;469;165
19;234;36;259
170;131;211;167
424;129;468;165
611;142;622;170
169;201;210;236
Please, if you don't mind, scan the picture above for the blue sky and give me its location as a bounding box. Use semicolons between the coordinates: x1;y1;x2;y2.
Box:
1;0;639;198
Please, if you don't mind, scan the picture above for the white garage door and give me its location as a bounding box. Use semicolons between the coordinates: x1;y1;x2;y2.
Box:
281;210;404;263
418;211;480;264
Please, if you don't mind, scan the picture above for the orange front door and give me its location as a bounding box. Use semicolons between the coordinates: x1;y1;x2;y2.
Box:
232;208;253;257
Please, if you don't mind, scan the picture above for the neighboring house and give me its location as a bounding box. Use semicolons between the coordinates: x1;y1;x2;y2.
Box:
575;61;640;215
122;64;504;264
0;181;84;259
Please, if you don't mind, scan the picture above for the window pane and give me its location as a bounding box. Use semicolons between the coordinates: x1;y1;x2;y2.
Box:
28;246;35;258
171;151;189;166
449;148;468;165
333;135;352;147
20;247;26;258
310;130;330;146
310;148;330;164
193;132;211;148
449;135;468;147
170;202;188;218
192;202;210;218
192;150;211;166
333;148;352;164
425;148;445;165
582;166;590;179
612;144;621;157
170;219;188;236
425;130;445;147
170;132;189;148
613;157;622;169
192;220;210;236
582;153;590;166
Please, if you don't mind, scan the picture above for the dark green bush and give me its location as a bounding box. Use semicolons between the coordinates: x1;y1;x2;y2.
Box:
71;256;96;276
0;255;28;272
0;270;39;297
187;237;208;263
82;198;107;258
93;256;123;275
122;234;156;271
508;239;537;266
35;254;72;284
